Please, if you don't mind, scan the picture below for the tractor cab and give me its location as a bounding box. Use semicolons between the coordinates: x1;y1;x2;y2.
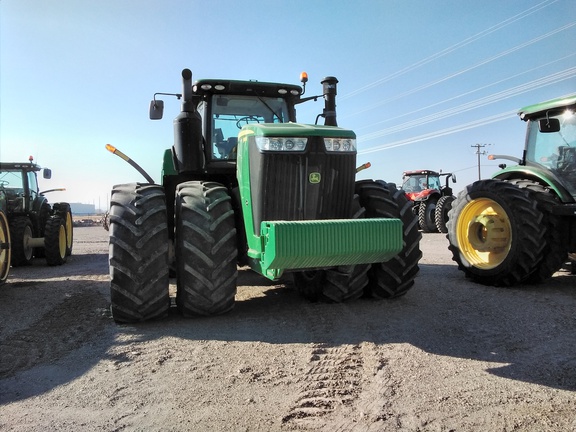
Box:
199;87;295;162
523;96;576;198
0;159;51;215
489;94;576;202
402;170;442;197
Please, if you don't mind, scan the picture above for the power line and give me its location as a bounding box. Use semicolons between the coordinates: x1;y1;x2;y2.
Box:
358;110;517;154
340;0;560;101
352;53;576;131
345;23;576;121
358;66;576;143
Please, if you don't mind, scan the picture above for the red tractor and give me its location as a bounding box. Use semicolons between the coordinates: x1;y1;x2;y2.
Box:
401;170;456;233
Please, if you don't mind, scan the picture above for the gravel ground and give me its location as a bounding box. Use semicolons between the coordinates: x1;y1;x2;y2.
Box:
0;226;575;431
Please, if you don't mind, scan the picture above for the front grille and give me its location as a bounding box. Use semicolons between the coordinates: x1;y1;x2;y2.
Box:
249;139;356;232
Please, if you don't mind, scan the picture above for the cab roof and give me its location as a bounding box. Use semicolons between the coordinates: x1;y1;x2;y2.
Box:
0;162;42;172
403;170;441;177
518;93;576;120
192;79;302;98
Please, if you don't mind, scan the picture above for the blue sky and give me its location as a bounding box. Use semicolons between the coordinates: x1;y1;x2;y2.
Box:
1;0;575;210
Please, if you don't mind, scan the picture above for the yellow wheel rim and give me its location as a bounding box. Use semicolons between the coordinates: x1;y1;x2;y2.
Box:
456;197;512;269
65;211;73;250
58;224;66;258
0;211;10;281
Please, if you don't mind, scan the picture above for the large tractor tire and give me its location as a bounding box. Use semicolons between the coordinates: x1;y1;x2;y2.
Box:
9;216;34;266
33;201;52;258
447;179;545;286
0;210;10;284
293;195;369;303
418;197;438;233
434;195;454;234
294;268;370;303
109;183;170;323
356;180;422;298
44;215;67;266
53;202;74;256
505;179;568;282
175;181;237;317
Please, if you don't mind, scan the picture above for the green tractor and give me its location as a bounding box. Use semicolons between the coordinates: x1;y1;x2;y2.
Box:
447;94;576;286
107;68;422;323
0;158;73;267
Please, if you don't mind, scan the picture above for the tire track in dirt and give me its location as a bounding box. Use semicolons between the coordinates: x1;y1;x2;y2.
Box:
281;303;368;429
282;342;364;429
0;288;109;378
330;344;401;431
281;302;403;431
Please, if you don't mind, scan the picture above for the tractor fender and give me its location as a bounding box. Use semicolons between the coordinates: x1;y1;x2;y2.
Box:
409;189;441;201
492;166;574;203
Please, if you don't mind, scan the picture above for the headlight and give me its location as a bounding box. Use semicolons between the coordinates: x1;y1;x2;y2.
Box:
323;138;356;152
255;136;307;152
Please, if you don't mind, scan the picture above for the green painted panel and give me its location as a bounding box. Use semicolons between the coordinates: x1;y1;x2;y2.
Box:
260;218;403;277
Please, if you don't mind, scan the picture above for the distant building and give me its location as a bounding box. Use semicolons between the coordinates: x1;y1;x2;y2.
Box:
70;203;96;215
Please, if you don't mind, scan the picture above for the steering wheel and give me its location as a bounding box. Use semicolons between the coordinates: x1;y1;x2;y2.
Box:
236;116;260;129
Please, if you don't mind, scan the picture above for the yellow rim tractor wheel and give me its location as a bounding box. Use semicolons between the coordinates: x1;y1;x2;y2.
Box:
447;179;546;286
44;215;67;266
456;197;512;270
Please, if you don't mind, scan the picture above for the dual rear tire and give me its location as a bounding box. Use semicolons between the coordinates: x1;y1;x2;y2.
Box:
108;181;237;323
418;195;454;233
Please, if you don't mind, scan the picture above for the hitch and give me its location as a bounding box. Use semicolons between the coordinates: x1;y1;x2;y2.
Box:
105;144;155;184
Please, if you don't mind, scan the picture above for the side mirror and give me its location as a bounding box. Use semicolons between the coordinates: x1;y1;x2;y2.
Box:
451;174;456;183
43;169;52;179
149;100;164;120
539;118;560;133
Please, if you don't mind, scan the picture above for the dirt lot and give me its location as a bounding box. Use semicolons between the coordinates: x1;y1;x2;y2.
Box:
1;226;575;431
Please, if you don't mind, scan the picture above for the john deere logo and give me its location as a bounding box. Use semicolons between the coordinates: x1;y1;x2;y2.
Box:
309;172;321;184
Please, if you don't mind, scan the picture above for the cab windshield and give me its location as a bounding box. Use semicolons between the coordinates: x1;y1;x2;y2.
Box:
526;109;576;195
209;95;289;160
402;174;441;192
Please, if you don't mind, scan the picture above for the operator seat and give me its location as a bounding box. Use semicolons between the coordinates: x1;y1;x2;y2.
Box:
556;146;576;173
217;138;237;160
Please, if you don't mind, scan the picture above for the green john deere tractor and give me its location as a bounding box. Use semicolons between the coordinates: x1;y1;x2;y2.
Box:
447;94;576;286
107;69;422;323
0;159;73;268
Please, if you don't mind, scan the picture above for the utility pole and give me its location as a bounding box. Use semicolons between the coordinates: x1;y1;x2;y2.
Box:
471;143;491;180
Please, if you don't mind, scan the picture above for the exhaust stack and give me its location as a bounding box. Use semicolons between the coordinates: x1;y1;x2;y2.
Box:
173;69;204;173
321;76;338;126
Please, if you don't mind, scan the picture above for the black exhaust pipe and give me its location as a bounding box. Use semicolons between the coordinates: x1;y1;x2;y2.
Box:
173;68;204;173
321;76;338;126
181;68;194;111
